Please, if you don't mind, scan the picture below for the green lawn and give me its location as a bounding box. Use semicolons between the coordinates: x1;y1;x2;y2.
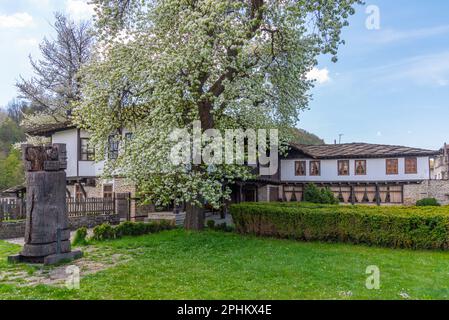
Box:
1;229;449;300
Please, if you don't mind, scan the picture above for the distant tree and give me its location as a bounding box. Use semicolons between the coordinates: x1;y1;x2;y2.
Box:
0;149;24;191
0;112;25;154
290;128;324;145
6;99;30;124
17;13;94;128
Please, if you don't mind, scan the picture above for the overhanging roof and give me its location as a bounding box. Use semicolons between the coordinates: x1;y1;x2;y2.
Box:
23;121;74;136
289;142;440;159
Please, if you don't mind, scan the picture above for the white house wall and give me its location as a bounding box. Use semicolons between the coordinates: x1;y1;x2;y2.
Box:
281;157;430;182
52;129;98;178
52;129;78;178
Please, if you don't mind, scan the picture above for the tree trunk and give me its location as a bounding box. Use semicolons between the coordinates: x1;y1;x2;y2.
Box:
184;202;205;231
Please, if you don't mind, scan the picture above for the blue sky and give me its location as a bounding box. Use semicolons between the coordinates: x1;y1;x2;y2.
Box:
0;0;448;150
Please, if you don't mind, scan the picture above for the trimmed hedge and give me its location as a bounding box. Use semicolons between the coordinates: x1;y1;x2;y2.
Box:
230;203;449;250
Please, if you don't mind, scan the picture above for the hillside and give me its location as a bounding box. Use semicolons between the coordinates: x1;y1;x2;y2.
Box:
290;128;324;145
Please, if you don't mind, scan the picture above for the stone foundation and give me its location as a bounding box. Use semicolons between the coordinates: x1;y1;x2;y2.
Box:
403;180;449;206
146;212;185;227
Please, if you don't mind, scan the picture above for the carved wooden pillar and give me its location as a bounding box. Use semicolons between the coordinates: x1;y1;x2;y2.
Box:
8;144;82;265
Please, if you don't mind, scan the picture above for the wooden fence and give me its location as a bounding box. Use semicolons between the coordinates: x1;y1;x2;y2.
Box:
67;197;116;217
0;199;26;221
0;197;117;222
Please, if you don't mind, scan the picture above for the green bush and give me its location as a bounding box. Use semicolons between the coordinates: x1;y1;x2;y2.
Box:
207;220;216;229
214;222;234;233
92;221;175;241
230;202;449;250
303;184;338;204
72;227;88;246
92;223;117;241
416;198;441;207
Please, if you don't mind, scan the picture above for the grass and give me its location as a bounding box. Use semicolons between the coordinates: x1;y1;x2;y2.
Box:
1;229;449;300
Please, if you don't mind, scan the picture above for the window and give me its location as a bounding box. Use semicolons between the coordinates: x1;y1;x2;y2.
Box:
108;135;119;160
310;161;321;176
295;161;306;176
80;138;95;161
386;159;399;175
405;157;418;174
103;185;113;199
125;132;133;140
75;184;85;200
338;160;350;176
355;160;367;175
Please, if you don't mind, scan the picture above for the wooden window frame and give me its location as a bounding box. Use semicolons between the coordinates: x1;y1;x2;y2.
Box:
405;157;418;174
295;161;306;176
338;160;350;176
309;161;321;176
79;138;95;161
355;160;367;176
103;185;114;199
386;159;399;175
108;135;119;160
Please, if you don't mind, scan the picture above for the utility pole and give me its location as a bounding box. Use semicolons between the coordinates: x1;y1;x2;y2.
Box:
338;134;344;144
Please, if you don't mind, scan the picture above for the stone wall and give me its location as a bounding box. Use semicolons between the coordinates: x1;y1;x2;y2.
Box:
0;215;120;240
69;214;120;230
403;180;449;206
113;178;138;219
0;221;25;240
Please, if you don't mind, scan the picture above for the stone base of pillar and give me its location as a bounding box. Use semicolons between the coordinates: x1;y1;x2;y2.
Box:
8;250;83;266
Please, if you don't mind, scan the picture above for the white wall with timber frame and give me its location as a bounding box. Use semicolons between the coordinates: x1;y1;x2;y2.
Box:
281;157;431;183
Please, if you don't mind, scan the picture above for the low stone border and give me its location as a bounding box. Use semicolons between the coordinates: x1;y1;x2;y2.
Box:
0;221;26;240
0;214;121;240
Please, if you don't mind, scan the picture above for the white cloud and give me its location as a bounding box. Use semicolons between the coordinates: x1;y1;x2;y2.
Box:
0;12;34;28
373;52;449;88
307;67;331;84
66;0;95;20
27;0;51;6
17;37;39;47
369;25;449;44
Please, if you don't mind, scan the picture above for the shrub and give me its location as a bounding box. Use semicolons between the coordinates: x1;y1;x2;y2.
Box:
72;227;88;246
92;221;175;241
207;220;216;229
230;202;449;250
303;184;338;204
115;221;148;237
214;222;234;233
92;223;117;241
416;198;441;207
321;187;339;205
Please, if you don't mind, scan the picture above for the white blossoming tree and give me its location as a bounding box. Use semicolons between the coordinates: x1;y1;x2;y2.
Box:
74;0;361;230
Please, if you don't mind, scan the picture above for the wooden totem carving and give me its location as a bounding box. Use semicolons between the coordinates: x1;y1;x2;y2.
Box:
20;144;71;260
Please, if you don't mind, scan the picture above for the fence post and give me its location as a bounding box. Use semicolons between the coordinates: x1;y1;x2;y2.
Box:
375;184;381;206
0;204;4;225
113;193;116;216
128;192;131;222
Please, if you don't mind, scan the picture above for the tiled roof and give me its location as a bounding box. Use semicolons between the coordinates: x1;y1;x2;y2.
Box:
23;121;74;136
290;142;440;159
